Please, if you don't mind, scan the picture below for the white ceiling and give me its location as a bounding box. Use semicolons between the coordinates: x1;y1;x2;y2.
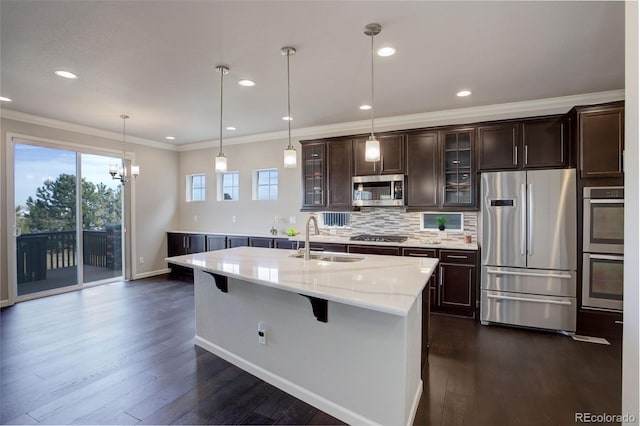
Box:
0;1;625;146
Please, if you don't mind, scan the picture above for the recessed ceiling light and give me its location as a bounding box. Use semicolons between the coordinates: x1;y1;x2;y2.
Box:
54;70;78;79
377;47;396;57
0;96;12;102
282;116;293;121
165;136;175;140
226;126;236;131
238;80;255;87
359;104;372;110
457;90;472;97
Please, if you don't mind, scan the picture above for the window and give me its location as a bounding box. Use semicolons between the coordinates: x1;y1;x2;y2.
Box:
421;212;464;232
321;212;351;228
187;174;206;202
255;169;278;200
218;171;239;201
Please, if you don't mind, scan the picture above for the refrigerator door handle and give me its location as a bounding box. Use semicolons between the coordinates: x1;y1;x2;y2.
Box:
527;183;533;256
520;183;526;256
486;268;573;280
487;294;573;306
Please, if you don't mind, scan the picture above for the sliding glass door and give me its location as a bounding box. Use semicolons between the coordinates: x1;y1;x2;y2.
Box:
13;143;123;298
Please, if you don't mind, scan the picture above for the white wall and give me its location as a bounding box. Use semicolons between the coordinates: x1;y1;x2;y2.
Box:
0;117;179;303
623;2;639;421
177;137;308;235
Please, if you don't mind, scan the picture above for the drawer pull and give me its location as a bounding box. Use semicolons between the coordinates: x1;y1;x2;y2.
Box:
615;321;624;325
486;269;572;280
445;255;468;259
487;294;572;306
408;253;433;258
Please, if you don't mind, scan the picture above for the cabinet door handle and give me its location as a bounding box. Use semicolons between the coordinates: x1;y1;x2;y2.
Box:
439;268;443;287
514;145;518;165
524;145;528;165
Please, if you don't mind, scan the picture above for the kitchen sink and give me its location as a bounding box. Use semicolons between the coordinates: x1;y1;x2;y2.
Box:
289;253;364;262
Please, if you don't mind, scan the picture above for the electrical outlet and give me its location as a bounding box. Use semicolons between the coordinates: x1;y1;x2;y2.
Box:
257;321;266;345
193;215;198;222
232;216;237;223
289;216;296;224
139;257;144;264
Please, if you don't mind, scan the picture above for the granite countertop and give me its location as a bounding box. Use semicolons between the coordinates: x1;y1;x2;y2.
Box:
166;246;438;316
168;230;478;251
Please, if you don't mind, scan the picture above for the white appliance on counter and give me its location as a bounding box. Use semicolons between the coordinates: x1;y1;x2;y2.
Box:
480;169;577;333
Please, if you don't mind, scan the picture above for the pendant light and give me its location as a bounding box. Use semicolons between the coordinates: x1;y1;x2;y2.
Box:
215;65;229;173
364;23;381;162
108;114;140;184
282;46;297;168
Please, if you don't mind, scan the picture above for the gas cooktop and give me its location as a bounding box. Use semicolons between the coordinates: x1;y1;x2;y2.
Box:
349;235;408;243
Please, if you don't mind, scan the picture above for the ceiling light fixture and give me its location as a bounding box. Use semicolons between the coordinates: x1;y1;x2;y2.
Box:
364;23;381;162
359;104;372;110
282;46;297;169
54;70;78;79
109;114;140;184
165;136;175;140
377;47;396;57
457;90;472;97
238;79;255;87
215;65;229;173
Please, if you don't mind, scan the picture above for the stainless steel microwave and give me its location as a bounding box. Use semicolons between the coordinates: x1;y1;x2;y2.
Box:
352;175;405;207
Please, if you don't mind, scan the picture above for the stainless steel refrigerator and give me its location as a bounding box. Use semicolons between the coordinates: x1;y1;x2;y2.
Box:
480;169;577;333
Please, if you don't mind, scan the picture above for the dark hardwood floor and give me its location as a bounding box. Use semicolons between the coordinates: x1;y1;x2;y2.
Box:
1;275;622;425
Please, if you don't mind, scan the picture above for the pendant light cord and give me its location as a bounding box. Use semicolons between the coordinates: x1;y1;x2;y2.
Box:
370;32;375;138
287;51;292;150
218;68;224;156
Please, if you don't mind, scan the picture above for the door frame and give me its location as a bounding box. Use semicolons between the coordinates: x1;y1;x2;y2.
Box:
5;132;137;305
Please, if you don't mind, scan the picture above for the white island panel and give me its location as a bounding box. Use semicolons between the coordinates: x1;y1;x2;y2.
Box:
194;270;422;426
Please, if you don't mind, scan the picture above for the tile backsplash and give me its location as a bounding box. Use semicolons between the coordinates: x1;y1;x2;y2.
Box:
316;207;478;244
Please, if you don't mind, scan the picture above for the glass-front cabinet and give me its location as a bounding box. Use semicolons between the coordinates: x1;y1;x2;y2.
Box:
301;142;325;209
441;129;474;207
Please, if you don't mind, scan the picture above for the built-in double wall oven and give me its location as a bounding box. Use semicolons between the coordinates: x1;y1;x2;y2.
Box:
582;187;624;312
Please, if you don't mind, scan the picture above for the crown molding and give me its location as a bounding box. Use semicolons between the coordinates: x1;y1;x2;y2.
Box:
177;89;624;151
2;89;624;153
0;109;178;151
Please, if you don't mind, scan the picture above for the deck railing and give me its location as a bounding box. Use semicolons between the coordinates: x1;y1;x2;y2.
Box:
16;226;121;283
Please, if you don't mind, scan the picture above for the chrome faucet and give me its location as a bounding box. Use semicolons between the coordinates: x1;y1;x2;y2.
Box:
304;215;319;260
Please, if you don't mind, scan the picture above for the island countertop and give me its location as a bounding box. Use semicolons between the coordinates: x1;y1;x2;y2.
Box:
166;246;437;316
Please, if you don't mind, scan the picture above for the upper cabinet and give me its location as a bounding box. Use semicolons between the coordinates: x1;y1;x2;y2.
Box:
572;102;624;179
354;134;406;176
406;131;439;208
406;127;476;210
477;116;571;171
300;139;353;211
442;128;475;207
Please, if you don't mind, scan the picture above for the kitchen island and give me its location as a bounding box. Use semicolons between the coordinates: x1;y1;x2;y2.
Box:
166;246;437;426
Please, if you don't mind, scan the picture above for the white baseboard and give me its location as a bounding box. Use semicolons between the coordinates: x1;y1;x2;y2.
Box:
194;335;385;426
407;378;424;426
135;268;171;280
1;299;12;308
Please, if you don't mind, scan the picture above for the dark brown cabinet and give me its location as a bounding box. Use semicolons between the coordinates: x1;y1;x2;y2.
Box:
167;232;206;276
522;116;570;168
354;134;405;176
249;237;274;248
574;103;624;179
477;116;571;171
227;236;249;248
326;139;354;209
347;245;400;256
309;242;347;253
441;128;475;207
206;235;226;251
300;139;353;211
477;122;521;171
437;250;477;318
402;248;438;311
406;131;439;208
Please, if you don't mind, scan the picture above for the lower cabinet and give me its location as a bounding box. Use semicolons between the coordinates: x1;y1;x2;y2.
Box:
437;250;478;318
348;245;401;256
249;237;274;248
206;235;226;251
274;239;304;249
227;236;249;248
167;232;206;276
309;242;347;253
402;248;438;311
